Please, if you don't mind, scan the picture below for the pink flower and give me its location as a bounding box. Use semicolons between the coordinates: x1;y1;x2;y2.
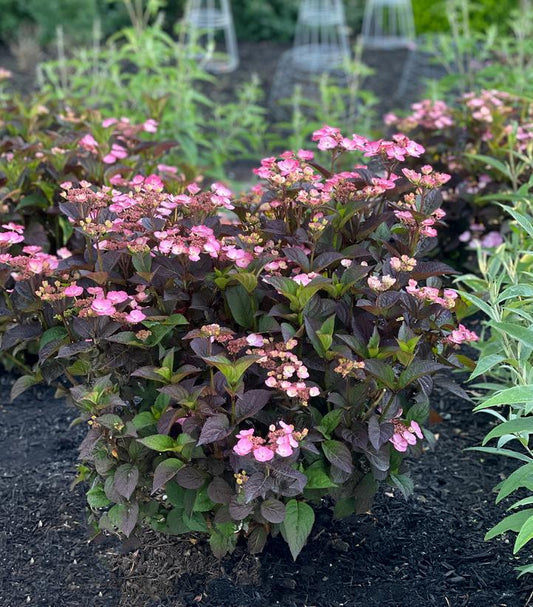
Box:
446;324;479;345
125;309;146;323
91;298;116;316
107;290;129;304
0;232;24;246
246;333;264;347
481;231;503;248
253;446;275;462
79;134;99;153
64;284;83;297
143;119;158;133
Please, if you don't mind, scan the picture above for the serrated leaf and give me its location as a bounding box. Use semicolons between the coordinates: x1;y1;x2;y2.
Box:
260;498;286;524
10;374;38;402
247;525;268;554
113;464;139;500
152;458;184;493
281;500;315;561
235;389;271;420
175;465;208;489
86;485;111;509
304;460;337;489
207;477;233;504
322;440;353;474
225;284;255;329
197;414;231;446
137;434;177;452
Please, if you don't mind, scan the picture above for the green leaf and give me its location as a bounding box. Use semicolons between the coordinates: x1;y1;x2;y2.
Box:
485;509;533;540
457;291;495;319
316;409;344;438
398;360;444;389
281;500;315;561
209;524;237;558
470;355;506;381
304;460;337;489
515;512;533;553
491;322;533;349
39;326;68;349
233;272;258;294
467;153;514;181
363;359;396;390
225;284;255;329
497;284;533;303
504;206;533;240
496;462;533;503
132;411;156;430
467;446;532;463
10;374;38;402
389;473;414;499
476;386;533;413
137;434;178;452
87;485;111;509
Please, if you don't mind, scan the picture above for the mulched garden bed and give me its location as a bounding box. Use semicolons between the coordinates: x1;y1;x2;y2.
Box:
2;372;533;607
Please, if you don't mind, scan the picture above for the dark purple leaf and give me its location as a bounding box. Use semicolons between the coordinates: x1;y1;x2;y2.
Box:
197;414;231;446
235;390;271;421
244;472;272;503
207;477;234;504
322;440;353;474
1;323;41;350
368;415;394;450
247;525;268;554
229;496;254;520
175;465;208;489
113;464;139;500
260;498;286;524
152;458;184;494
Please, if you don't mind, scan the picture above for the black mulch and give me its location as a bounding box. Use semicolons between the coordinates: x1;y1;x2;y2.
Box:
2;372;533;607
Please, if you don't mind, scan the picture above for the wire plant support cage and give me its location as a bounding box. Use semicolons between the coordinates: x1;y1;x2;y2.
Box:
292;0;351;73
361;0;416;50
184;0;239;73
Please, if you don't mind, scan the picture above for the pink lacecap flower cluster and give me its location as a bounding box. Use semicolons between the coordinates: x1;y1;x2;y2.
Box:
249;337;319;405
393;193;446;238
367;274;396;292
311;126;425;162
390;413;424;452
406;280;458;309
402;166;451;189
233;420;308;462
78;117;159;165
0;225;61;281
446;324;479;345
46;284;148;323
463;89;511;125
384;99;454;132
390;255;417;272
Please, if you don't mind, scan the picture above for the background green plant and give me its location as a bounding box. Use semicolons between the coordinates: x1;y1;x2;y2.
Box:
457;169;533;576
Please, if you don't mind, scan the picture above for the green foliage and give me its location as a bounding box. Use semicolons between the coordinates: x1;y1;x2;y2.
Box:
457;180;533;573
412;0;518;34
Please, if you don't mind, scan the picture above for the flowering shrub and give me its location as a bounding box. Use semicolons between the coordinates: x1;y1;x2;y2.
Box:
0;95;186;253
385;90;533;264
1;127;476;559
